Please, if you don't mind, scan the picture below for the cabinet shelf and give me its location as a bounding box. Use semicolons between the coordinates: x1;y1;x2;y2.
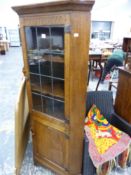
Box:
29;59;64;78
31;82;64;99
28;55;64;67
28;56;64;63
42;55;64;63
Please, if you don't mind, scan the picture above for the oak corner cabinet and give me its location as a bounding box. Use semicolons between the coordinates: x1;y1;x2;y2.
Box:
12;1;95;174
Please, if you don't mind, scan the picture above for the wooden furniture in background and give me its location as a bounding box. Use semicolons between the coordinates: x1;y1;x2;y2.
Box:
88;52;109;91
122;37;131;65
122;37;131;52
114;68;131;124
88;53;102;90
0;40;9;51
0;40;9;54
13;1;95;174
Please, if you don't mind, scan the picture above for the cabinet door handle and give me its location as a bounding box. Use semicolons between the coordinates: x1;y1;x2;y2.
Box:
25;75;29;80
31;128;35;136
22;67;29;80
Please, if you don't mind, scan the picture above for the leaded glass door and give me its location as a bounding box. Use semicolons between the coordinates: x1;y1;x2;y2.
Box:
25;26;65;120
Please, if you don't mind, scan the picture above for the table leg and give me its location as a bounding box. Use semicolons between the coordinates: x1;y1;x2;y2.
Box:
87;61;91;85
95;61;103;91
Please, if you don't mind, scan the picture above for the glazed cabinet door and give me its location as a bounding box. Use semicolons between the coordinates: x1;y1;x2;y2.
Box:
25;26;65;120
24;26;69;173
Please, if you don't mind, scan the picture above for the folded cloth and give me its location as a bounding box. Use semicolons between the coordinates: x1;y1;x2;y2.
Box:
84;104;131;168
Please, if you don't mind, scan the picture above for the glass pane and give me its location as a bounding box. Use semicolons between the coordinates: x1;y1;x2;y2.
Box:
51;27;64;50
29;59;39;74
25;27;37;50
51;27;64;79
37;27;50;50
52;62;64;79
27;50;39;62
92;21;112;32
54;99;64;120
32;93;42;112
25;27;41;73
42;96;53;116
41;76;52;96
91;21;112;40
30;74;41;93
25;26;65;119
53;78;64;98
40;56;51;76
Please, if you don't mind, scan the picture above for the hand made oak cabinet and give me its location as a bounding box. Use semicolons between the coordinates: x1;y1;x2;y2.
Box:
13;1;94;174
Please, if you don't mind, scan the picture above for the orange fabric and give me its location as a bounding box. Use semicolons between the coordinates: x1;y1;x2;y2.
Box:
85;104;122;154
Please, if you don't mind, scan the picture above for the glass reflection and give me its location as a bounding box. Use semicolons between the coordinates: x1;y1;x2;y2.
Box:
30;74;40;92
53;78;64;98
54;99;64;120
42;96;53;116
41;76;52;96
25;26;65;120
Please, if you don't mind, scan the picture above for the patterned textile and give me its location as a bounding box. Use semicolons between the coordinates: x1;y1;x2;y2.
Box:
118;147;130;168
84;104;131;168
96;160;114;175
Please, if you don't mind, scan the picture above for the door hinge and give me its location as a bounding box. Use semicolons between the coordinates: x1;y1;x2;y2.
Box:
65;133;70;139
22;67;29;80
31;128;35;136
64;25;72;33
65;118;70;124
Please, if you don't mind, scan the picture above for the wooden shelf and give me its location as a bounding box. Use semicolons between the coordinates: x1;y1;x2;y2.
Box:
43;55;64;63
28;54;64;63
31;82;64;99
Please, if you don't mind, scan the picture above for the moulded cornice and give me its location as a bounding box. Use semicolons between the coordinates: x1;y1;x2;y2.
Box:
12;0;95;16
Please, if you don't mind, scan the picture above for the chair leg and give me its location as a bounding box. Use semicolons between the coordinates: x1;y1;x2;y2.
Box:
87;61;91;85
108;81;112;91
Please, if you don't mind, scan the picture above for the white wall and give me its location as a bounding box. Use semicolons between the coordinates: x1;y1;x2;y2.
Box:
0;0;62;27
91;0;131;42
0;0;131;42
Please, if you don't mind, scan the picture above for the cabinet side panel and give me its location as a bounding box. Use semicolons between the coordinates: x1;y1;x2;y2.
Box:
68;11;90;174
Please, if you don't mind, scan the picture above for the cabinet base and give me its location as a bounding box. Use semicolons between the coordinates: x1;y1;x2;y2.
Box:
34;156;82;175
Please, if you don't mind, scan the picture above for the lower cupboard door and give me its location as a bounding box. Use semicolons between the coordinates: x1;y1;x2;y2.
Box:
32;120;69;170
